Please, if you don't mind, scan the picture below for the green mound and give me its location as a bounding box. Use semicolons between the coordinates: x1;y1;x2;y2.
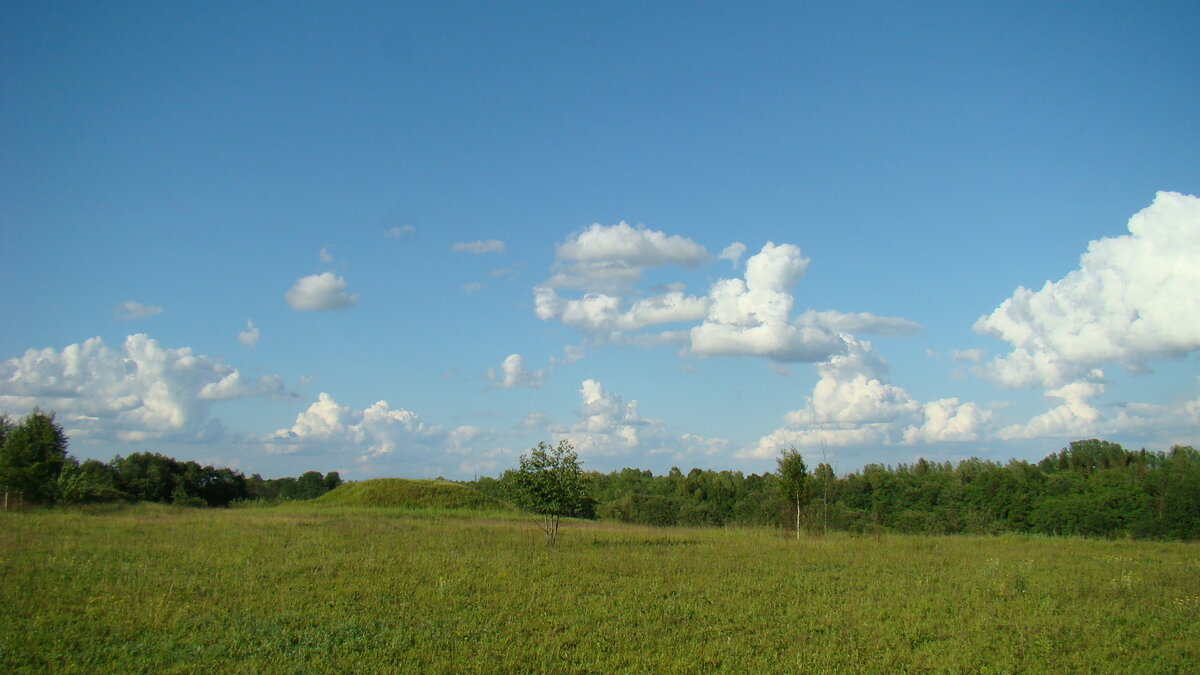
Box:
313;478;508;510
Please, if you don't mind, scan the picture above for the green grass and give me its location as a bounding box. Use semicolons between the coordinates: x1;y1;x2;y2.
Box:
310;478;510;510
1;505;1197;673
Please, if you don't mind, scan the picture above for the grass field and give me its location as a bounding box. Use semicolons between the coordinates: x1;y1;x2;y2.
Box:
2;504;1197;673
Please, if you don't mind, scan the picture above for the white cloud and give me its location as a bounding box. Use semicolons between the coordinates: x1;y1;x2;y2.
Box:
557;222;710;268
487;354;544;389
996;381;1105;440
452;240;506;254
533;287;709;342
238;320;260;348
545;222;712;292
687;243;849;362
555;379;664;457
741;339;990;458
319;247;334;264
0;334;284;442
462;282;485;293
285;272;358;311
718;242;747;267
902;398;993;444
951;349;984;363
114;301;164;321
976;191;1200;388
383;225;415;239
267;392;466;461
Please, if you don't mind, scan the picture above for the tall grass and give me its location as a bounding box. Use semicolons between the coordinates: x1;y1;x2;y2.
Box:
1;505;1196;673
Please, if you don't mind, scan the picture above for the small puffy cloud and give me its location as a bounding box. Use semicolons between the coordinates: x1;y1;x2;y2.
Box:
319;247;334;264
285;272;358;311
975;191;1200;389
557;222;710;267
238;320;260;348
383;225;415;239
487;354;544;389
0;334;285;442
718;242;747;267
114;301;164;321
951;349;984;363
545;222;712;292
452;239;506;254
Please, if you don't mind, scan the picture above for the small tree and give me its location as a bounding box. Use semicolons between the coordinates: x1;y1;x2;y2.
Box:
504;440;590;545
777;446;809;540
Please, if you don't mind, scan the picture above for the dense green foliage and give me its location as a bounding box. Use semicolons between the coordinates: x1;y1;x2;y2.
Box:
2;506;1196;672
0;410;69;505
476;439;1200;540
0;409;341;509
503;440;593;544
313;478;505;510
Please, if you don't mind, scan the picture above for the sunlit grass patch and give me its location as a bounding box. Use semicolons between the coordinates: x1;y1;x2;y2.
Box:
1;506;1196;673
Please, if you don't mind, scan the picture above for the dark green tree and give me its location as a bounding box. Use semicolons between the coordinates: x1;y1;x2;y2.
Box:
504;440;591;545
0;410;69;506
777;447;809;539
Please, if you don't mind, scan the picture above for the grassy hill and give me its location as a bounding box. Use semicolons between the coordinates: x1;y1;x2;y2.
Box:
312;478;509;510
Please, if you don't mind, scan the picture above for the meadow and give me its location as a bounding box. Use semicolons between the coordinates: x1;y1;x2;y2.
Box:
2;503;1197;673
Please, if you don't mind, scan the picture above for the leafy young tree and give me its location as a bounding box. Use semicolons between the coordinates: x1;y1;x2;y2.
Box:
777;447;809;540
504;440;590;545
0;409;69;506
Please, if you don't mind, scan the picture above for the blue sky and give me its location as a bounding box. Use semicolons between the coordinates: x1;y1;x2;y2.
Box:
3;2;1198;480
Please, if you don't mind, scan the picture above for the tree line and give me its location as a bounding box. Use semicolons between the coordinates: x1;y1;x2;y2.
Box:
0;410;341;508
474;438;1200;540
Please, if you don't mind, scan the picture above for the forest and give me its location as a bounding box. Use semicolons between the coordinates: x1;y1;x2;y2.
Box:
2;409;1197;540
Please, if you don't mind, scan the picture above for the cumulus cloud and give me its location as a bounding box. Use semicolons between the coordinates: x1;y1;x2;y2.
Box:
0;334;285;442
554;379;664;457
452;239;506;254
741;339;990;458
487;354;544;389
544;222;711;292
687;243;849;362
902;398;993;444
976;191;1200;388
533;287;709;342
285;272;358;311
114;301;164;321
383;225;415;239
319;247;334;264
237;320;260;348
267;392;473;461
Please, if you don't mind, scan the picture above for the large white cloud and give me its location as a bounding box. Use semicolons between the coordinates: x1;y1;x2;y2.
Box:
688;243;847;362
266;392;481;463
976;191;1200;388
741;339;991;459
285;272;359;311
534;287;709;341
0;334;285;442
970;191;1200;441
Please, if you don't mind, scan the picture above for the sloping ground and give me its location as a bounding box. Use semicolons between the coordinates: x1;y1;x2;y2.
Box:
313;478;508;510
